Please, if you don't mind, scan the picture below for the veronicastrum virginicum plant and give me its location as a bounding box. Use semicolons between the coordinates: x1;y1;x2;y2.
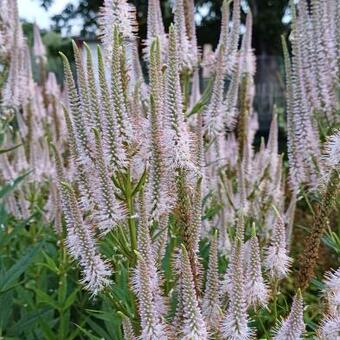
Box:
0;0;339;339
53;0;340;338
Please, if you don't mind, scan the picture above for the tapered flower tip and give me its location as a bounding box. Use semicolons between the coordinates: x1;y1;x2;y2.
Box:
117;312;137;340
150;38;158;54
46;72;60;97
99;0;138;42
33;22;46;58
71;39;78;50
58;51;69;65
273;289;305;340
220;237;253;339
179;244;208;340
202;230;222;330
323;130;340;168
168;23;175;35
264;217;292;279
251;223;256;237
246;226;269;308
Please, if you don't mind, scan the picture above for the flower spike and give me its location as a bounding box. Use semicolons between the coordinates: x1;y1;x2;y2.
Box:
144;0;167;62
133;255;168;340
246;225;269;308
273;289;305;340
92;128;124;233
264;217;292;279
178;245;208;340
202;231;222;331
164;24;196;172
220;238;253;340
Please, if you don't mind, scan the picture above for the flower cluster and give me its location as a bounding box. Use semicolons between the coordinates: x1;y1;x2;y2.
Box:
0;0;64;224
284;0;339;192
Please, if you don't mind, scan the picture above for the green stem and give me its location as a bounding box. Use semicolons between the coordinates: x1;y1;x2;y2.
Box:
272;279;279;322
257;313;267;338
302;189;315;216
125;169;137;263
181;71;191;113
58;238;68;339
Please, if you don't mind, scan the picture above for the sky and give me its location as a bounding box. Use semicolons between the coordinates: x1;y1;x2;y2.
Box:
17;0;80;34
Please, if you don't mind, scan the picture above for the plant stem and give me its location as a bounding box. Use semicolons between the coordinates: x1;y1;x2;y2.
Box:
272;279;279;322
257;313;267;338
181;71;190;112
58;239;68;339
125;168;137;263
302;189;315;216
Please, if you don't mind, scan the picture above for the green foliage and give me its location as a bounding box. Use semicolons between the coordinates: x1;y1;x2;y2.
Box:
0;133;125;338
0;199;127;338
0;188;338;338
0;171;31;199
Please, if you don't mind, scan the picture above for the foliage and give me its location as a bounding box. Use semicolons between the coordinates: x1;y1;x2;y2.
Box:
42;0;288;55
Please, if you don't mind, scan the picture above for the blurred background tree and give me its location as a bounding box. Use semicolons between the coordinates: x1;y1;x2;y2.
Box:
37;0;289;55
32;0;289;133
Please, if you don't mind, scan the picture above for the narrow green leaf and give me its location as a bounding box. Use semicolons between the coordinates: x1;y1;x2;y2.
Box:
33;288;59;309
0;290;13;330
41;251;60;274
0;143;22;154
0;242;43;292
186;77;213;117
131;168;147;196
86;309;120;323
86;318;112;340
39;318;57;340
0;171;32;199
75;323;103;340
62;288;79;310
7;308;52;336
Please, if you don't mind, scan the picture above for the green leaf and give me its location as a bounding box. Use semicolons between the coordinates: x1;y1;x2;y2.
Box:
62;288;79;310
0;242;43;293
0;290;13;330
0;143;22;154
39;318;58;340
322;231;340;255
86;309;119;323
0;171;32;199
40;251;60;274
7;308;52;336
86;318;112;340
112;174;123;191
33;288;59;309
68;323;83;340
186;77;213;117
75;323;103;340
132;168;147;196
